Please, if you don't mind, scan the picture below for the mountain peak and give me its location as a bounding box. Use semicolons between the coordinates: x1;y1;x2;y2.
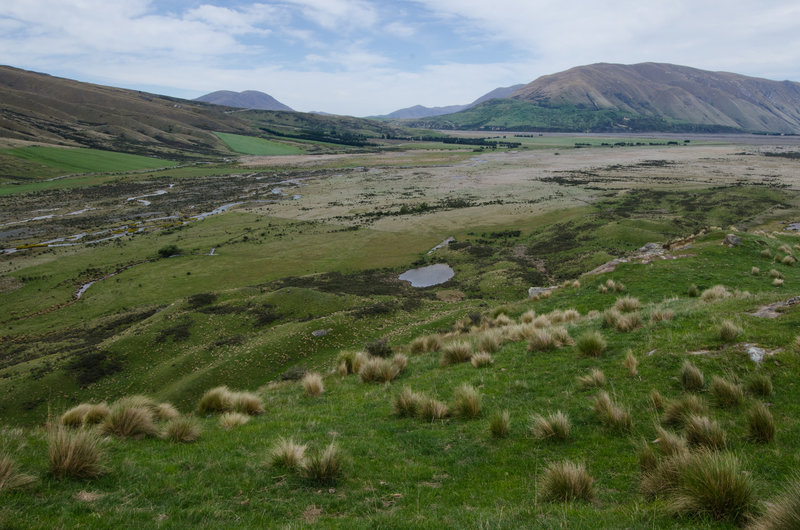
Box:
195;90;293;111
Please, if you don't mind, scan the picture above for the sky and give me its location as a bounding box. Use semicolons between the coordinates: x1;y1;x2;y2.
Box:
2;0;800;116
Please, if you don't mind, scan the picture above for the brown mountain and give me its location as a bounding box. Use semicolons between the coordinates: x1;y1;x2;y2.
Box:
510;62;800;133
195;90;293;111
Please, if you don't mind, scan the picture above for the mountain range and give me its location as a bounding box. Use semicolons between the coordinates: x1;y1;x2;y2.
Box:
378;84;525;119
194;90;293;111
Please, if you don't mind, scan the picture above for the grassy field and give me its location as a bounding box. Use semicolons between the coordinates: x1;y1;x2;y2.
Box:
2;146;177;175
213;133;306;156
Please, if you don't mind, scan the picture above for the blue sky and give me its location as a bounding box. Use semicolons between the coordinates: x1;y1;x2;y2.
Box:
2;1;800;116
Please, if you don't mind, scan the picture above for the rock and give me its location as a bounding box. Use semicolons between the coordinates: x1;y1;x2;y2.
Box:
312;329;328;337
638;242;663;253
723;234;742;246
528;286;557;298
747;345;766;363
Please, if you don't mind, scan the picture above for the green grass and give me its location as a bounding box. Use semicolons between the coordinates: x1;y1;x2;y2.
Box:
214;132;306;155
2;146;177;174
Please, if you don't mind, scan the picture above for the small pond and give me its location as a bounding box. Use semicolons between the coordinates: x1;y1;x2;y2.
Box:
398;263;455;288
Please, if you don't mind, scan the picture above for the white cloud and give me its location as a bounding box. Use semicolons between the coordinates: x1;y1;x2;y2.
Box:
384;21;415;38
279;0;378;30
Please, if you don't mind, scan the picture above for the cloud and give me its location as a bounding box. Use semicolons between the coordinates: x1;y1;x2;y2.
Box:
279;0;378;31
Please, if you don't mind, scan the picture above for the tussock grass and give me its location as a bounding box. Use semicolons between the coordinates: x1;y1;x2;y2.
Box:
83;403;111;425
761;248;773;258
198;386;235;414
572;280;581;289
701;285;731;302
663;395;707;428
419;398;449;421
751;266;760;275
636;439;659;472
650;308;675;322
0;453;35;492
393;387;424;417
477;330;503;353
532;315;551;328
48;427;105;479
336;350;361;374
650;389;664;411
113;395;158;413
749;474;800;530
301;443;344;485
439;341;472;366
688;284;700;297
548;309;565;324
747;402;775;443
492;314;515;327
576;330;606;357
60;404;92;428
577;368;606;389
605;279;625;292
769;268;783;278
219;412;250;430
782;255;796;266
392;353;408;372
562;308;581;322
685;415;727;450
680;360;705;391
528;329;556;352
593;391;632;432
623;350;638;377
747;373;773;396
232;392;265;415
452;384;482;419
614;296;641;312
530;411;570;441
359;357;401;383
779;243;793;255
270;438;307;470
710;376;744;408
719;321;741;342
101;405;158;438
604;308;643;332
539;460;594;502
154;403;180;421
773;278;784;287
520;310;537;323
551;326;573;346
165;416;201;443
490;410;510;438
471;352;493;368
504;323;536;341
654;426;688;457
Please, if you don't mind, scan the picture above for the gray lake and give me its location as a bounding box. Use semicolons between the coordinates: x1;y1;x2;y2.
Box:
398;263;455;288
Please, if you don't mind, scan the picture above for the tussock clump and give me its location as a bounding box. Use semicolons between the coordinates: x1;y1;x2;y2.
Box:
572;280;581;289
83;403;111;425
60;404;92;428
548;309;565;324
637;439;659;472
452;384;482;419
761;248;773;258
48;427;105;479
747;402;775;443
719;321;741;342
101;405;158;438
359;357;401;383
562;309;581;322
301;443;344;485
440;341;473;366
539;460;594;502
650;389;664;411
393;387;424;417
336;350;360;374
749;474;800;530
751;266;760;275
410;335;442;354
365;338;393;358
614;296;641;312
654;426;688;457
779;243;793;254
663;395;707;428
219;412;250;430
688;284;700;297
409;336;426;354
650;309;675;322
530;411;570;441
746;373;773;396
604;308;643;332
640;450;692;498
769;268;783;278
504;323;536;342
605;279;625;292
154;403;180;422
781;255;796;266
680;360;705;392
492;314;515;328
419;398;450;421
520;310;537;324
773;278;784;287
165;416;201;443
577;368;606;390
532;315;552;328
598;284;609;294
490;410;510;438
528;328;558;352
471;352;493;368
551;326;573;346
710;376;744;408
113;395;158;413
232;392;264;415
701;285;731;302
198;386;235;414
685;415;727;450
0;454;35;492
576;331;606;357
477;330;503;353
594;391;632;432
270;438;307;470
392;353;408;372
624;350;639;377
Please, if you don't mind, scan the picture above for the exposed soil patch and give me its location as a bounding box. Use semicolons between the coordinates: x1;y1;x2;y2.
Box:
750;296;800;318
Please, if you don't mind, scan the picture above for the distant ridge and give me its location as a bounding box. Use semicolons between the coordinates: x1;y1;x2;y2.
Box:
379;84;524;119
195;90;293;111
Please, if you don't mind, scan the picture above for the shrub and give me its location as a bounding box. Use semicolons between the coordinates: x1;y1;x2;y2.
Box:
359;357;401;383
301;443;344;485
655;426;688;457
393;387;424;417
233;392;265;415
165;416;201;443
577;368;606;390
299;372;324;397
471;352;493;368
747;402;775;443
48;427;105;479
219;412;250;430
719;321;741;342
539;460;594;502
419;398;449;420
198;386;235;414
452;384;482;419
701;285;730;302
490;410;510;438
577;331;606;357
749;474;800;530
688;284;700;297
530;411;570;441
650;388;664;411
614;296;641;312
594;391;632;432
365;338;393;358
685;415;727;450
270;438;307;470
663;395;707;428
101;405;158;439
61;404;92;428
680;360;705;392
440;341;472;366
747;373;773;396
157;244;181;258
710;376;744;408
623;351;638;377
0;453;35;492
154;402;180;421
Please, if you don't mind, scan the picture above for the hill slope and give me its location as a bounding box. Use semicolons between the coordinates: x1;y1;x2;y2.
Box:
195;90;293;111
380;84;524;119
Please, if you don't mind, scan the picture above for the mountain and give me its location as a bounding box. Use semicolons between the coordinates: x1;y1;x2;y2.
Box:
194;90;293;111
379;84;524;119
401;63;800;134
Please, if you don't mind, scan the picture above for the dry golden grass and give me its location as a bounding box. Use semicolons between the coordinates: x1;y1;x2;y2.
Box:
219;412;250;430
301;443;344;485
748;474;800;530
419;398;450;421
393;387;424;417
614;296;641;312
452;384;482;419
650;389;664;411
663;395;707;428
520;310;536;324
685;415;727;450
719;321;741;342
198;386;235;414
530;411;571;441
532;315;551;328
490;410;510;438
165;416;202;443
83;403;111;425
270;437;307;470
701;285;731;302
528;328;556;352
654;426;688;457
539;460;594;502
747;402;776;443
623;351;639;377
439;341;473;366
48;427;105;479
302;372;325;396
471;352;494;368
60;404;92;428
593;391;632;432
101;405;158;439
680;360;705;391
359;357;401;383
0;453;35;492
650;308;675;322
477;330;503;353
577;368;606;389
233;392;265;415
154;403;180;422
